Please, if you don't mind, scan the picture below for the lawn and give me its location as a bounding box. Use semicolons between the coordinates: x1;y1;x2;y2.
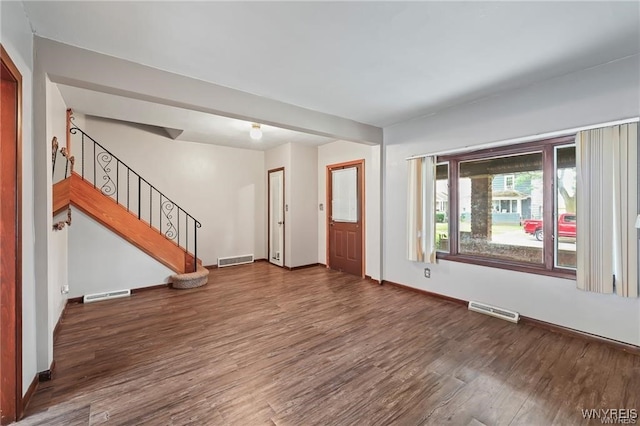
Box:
435;222;523;236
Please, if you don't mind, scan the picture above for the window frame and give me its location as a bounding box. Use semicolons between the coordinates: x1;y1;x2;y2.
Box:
504;174;515;190
436;135;576;280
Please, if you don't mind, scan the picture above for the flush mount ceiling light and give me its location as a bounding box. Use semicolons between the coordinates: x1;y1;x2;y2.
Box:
250;123;262;140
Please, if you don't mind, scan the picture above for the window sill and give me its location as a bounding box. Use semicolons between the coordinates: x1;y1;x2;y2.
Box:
435;252;577;280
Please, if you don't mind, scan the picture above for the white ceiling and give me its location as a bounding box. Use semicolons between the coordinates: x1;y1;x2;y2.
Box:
24;1;640;128
56;84;337;151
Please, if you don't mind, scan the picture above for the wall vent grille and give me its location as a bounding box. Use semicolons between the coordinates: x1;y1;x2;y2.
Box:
468;301;520;323
218;254;254;268
83;289;131;303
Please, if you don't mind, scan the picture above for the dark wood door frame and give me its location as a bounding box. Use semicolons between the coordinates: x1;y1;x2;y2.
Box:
0;44;23;424
267;167;285;268
326;159;365;277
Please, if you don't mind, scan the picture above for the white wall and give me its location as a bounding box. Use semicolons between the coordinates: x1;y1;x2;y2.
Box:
69;210;174;297
265;143;292;266
46;79;68;354
265;143;319;268
317;140;381;279
83;117;266;267
1;0;38;394
289;143;318;267
384;55;640;345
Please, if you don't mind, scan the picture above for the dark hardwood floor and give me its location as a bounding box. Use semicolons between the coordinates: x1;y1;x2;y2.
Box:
21;263;639;425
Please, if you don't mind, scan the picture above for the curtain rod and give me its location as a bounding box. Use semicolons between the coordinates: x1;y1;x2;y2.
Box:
405;117;640;160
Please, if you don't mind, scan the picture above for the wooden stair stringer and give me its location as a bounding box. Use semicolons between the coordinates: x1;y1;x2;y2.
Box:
54;173;194;274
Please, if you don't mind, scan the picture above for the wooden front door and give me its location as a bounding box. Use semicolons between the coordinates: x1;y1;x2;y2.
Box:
327;160;364;277
0;45;23;424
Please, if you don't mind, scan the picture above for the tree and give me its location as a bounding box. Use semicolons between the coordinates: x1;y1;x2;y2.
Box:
557;168;576;213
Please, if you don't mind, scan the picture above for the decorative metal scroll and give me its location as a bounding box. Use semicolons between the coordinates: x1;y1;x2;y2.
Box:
96;150;117;196
67;123;203;272
161;199;178;240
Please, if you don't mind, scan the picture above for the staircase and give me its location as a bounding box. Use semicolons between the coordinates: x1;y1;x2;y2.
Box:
52;115;208;287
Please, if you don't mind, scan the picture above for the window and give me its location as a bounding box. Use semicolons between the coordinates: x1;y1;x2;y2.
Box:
435;163;449;252
555;145;576;269
436;136;576;278
504;174;515;190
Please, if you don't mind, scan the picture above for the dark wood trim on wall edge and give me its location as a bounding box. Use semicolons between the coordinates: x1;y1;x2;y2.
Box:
381;280;467;307
52;300;68;344
21;374;38;418
67;282;172;303
379;279;639;356
519;316;640;356
131;284;169;294
286;263;324;271
37;360;56;382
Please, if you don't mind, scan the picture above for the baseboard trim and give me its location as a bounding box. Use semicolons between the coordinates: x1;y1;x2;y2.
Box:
67;296;83;304
38;360;56;382
53;300;67;344
365;275;381;284
381;280;467;307
131;283;169;294
204;264;217;270
379;279;639;355
22;373;39;417
286;263;324;271
519;316;640;356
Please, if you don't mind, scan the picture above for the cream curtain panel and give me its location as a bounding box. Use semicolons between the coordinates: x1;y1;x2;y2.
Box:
576;123;638;297
407;156;436;263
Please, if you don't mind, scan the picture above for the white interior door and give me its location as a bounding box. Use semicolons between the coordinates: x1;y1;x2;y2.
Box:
269;169;284;267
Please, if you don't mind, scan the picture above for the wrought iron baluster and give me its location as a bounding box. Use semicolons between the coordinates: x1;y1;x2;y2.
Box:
81;133;85;179
69;124;202;265
97;149;115;196
194;220;200;272
116;161;119;204
137;176;141;220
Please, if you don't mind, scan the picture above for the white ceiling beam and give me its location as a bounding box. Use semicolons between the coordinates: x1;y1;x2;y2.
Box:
35;37;382;145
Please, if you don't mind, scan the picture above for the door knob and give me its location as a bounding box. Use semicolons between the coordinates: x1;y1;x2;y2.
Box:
278;221;284;225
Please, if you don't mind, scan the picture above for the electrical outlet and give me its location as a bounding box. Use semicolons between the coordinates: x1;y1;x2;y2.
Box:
319;203;324;211
61;284;69;294
424;268;431;278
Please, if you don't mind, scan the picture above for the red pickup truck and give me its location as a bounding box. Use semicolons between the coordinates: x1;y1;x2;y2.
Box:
523;213;576;241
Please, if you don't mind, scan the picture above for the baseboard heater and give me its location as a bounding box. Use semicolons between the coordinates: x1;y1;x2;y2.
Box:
217;254;254;268
468;301;520;323
83;289;131;303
